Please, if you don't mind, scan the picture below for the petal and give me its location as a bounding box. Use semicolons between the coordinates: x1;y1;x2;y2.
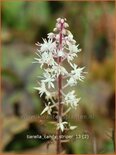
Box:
70;126;77;130
60;124;64;132
40;106;49;115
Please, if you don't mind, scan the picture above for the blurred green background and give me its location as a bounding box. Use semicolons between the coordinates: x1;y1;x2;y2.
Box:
1;1;115;154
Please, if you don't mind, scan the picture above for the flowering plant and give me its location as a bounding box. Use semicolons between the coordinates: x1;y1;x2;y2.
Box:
33;18;85;153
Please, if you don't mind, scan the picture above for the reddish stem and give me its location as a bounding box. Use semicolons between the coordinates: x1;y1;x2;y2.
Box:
56;22;63;154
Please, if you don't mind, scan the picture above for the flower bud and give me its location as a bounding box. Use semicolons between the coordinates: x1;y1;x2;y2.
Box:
56;34;60;40
56;23;61;29
57;50;64;57
64;22;69;28
47;32;55;39
53;28;57;32
62;29;66;35
61;19;64;23
57;18;61;22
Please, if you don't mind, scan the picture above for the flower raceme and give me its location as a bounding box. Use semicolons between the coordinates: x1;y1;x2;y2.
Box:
33;18;85;132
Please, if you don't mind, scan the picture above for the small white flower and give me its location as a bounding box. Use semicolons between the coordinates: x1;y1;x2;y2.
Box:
34;82;51;98
71;64;85;81
52;64;68;77
66;64;85;86
40;102;53;115
64;40;81;64
34;52;47;68
45;92;56;101
67;42;81;54
34;51;56;68
57;118;68;132
39;39;56;53
57;50;65;57
34;82;46;97
64;91;80;108
42;71;55;89
67;52;77;64
66;77;77;86
66;31;76;44
45;92;54;100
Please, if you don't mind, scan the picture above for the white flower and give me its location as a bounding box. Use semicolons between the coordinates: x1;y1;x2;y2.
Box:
64;40;81;64
45;92;56;101
57;118;68;132
57;50;65;57
39;39;56;53
64;91;80;108
34;52;46;68
65;64;85;87
66;77;77;86
34;82;55;100
52;64;68;77
67;42;81;54
34;82;50;97
34;82;46;97
40;102;53;115
71;64;85;81
34;51;56;68
42;71;55;89
67;52;77;63
65;31;76;44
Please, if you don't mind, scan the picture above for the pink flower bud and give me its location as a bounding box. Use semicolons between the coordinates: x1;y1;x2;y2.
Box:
56;23;61;29
61;19;64;23
62;29;66;35
56;34;60;40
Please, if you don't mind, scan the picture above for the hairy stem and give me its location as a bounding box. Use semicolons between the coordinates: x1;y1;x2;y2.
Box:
56;22;63;154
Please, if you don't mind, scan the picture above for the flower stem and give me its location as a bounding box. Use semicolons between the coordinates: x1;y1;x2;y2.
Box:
56;22;63;154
